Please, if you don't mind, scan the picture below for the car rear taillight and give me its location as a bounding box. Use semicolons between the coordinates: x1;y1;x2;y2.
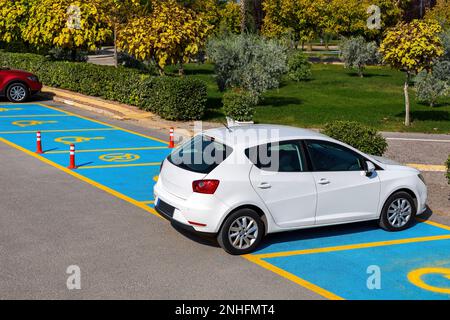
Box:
192;180;220;194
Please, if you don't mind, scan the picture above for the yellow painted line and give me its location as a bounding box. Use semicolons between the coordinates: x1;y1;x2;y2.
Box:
0;128;117;134
243;254;344;300
0;137;164;220
46;146;168;154
418;218;450;231
251;234;450;259
78;162;161;170
0;114;71;118
141;200;155;204
407;163;446;172
37;103;169;145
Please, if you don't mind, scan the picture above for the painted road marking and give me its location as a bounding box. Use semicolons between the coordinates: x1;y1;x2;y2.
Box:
0;107;23;112
0;137;163;219
37;103;168;145
407;163;447;172
141;200;155;205
99;153;140;163
54;136;105;145
12;120;58;127
387;137;450;143
0;114;70;118
408;268;450;295
78;162;161;170
0;128;117;134
251;234;450;259
45;146;168;154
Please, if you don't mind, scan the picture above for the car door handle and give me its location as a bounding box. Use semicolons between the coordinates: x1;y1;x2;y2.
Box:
318;178;330;185
257;182;272;189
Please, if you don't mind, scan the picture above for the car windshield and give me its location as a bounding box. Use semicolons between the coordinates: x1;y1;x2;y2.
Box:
168;135;233;174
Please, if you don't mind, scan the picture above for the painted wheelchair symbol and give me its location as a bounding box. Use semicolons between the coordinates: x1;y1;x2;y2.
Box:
99;153;140;163
408;267;450;295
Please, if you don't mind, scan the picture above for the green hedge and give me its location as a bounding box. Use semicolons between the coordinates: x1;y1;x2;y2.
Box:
0;51;207;121
322;121;388;156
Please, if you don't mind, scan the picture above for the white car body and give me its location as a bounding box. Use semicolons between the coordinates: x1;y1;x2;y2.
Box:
154;125;427;236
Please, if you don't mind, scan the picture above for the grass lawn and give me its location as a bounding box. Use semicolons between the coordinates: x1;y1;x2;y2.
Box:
169;63;450;133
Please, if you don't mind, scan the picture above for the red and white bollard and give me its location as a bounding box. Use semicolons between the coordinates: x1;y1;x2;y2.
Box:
168;127;175;149
67;144;77;169
36;131;43;154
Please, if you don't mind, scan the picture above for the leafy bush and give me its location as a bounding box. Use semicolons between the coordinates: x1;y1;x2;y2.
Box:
414;60;450;107
322;121;388;156
442;30;450;61
206;34;287;98
118;52;157;74
0;51;207;121
222;89;256;122
340;36;380;77
287;51;312;81
446;154;450;184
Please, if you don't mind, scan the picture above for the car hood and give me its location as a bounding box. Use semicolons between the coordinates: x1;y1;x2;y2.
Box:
371;155;419;174
3;69;35;77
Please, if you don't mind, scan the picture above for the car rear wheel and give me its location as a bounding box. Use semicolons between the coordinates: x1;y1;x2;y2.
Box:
379;191;416;231
6;83;29;103
217;209;264;255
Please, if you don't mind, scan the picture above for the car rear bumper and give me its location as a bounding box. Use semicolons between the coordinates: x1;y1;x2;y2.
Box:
154;180;230;234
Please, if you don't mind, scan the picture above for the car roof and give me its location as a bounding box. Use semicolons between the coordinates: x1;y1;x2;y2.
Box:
203;124;333;148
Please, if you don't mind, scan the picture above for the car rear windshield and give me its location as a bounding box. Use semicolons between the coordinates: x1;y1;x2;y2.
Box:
168;135;233;174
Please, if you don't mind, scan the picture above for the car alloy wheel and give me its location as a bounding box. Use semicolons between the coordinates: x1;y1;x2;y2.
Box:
228;216;259;250
9;85;27;102
387;198;412;228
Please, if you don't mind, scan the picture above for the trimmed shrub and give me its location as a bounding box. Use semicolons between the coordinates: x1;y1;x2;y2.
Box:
0;51;207;121
446;155;450;184
322;121;388;156
139;77;207;121
414;60;450;107
340;36;380;77
287;51;312;81
222;89;256;122
206;34;288;99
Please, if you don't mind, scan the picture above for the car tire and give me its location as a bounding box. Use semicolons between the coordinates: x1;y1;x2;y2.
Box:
6;83;29;103
217;208;264;255
379;191;416;231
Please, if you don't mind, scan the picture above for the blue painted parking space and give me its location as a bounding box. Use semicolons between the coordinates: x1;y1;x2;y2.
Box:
0;103;170;211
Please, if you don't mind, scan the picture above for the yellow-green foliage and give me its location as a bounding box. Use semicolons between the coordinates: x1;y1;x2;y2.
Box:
22;0;111;51
218;1;241;34
118;0;212;70
380;20;444;74
425;0;450;27
0;0;28;43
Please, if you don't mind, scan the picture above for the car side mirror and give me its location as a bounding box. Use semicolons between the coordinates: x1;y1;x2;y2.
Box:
365;161;376;176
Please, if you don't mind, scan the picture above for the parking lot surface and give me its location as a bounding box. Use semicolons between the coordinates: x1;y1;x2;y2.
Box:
1;102;449;300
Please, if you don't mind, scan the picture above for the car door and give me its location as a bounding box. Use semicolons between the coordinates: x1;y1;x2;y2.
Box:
304;140;380;225
248;140;317;228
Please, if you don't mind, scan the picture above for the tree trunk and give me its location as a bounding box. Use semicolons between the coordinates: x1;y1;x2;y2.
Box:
178;61;185;76
404;73;411;126
240;0;247;33
113;25;118;68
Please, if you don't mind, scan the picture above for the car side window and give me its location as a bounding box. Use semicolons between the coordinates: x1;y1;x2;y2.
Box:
246;141;305;172
305;140;364;172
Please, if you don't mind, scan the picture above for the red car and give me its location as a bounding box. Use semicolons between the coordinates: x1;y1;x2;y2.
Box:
0;67;43;103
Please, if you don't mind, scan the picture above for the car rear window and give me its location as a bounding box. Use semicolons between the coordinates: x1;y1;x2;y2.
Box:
168;135;233;174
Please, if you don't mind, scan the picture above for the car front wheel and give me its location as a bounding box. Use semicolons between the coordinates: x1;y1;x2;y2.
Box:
217;209;264;255
6;83;29;103
379;191;416;231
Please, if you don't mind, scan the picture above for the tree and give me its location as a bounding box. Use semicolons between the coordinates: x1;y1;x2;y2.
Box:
414;59;450;107
425;0;450;28
22;0;111;54
98;0;141;67
218;1;241;34
380;20;444;126
340;36;380;77
0;0;29;43
118;0;211;74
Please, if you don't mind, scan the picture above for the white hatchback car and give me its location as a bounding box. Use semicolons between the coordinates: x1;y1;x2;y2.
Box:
154;125;427;255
